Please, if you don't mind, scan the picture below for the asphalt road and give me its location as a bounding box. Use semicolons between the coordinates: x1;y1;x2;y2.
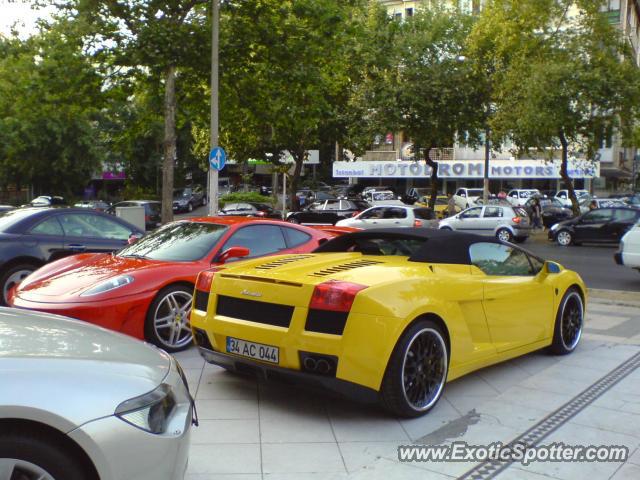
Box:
174;208;638;292
525;238;640;292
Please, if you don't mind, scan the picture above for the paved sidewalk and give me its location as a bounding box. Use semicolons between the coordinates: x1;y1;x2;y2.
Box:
174;296;640;480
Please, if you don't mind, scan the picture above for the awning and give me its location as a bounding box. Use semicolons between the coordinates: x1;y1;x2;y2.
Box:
600;168;633;179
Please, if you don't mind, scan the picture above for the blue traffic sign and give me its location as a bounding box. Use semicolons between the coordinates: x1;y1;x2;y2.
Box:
209;147;226;171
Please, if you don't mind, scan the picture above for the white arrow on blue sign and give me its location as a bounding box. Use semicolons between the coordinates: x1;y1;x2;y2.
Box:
209;147;226;171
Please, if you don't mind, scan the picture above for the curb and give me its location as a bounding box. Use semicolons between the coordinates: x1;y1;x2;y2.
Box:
588;288;640;307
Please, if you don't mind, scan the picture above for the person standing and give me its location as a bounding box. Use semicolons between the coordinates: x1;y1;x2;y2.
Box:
447;192;457;217
532;197;542;230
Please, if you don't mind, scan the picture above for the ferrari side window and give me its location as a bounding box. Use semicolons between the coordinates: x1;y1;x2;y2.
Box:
470;243;534;276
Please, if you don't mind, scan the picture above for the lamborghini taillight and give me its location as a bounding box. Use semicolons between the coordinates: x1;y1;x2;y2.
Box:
309;280;367;313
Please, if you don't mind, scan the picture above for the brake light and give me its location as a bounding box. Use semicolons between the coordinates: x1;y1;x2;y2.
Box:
195;267;223;292
309;280;367;312
414;219;423;227
144;215;150;222
512;216;521;224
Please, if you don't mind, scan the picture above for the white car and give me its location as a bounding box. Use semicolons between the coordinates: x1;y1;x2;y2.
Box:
506;189;541;207
363;190;404;205
439;204;531;243
554;189;590;207
336;205;438;229
0;308;194;480
615;222;640;271
453;188;485;209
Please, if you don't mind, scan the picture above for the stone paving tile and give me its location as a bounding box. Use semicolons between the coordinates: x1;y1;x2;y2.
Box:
610;463;640;480
263;474;350;480
187;475;261;480
187;444;261;475
195;399;259;420
190;419;260;444
494;466;563;479
520;423;639;480
327;408;411;443
261;443;346;474
629;447;640;465
399;398;461;443
474;400;550;432
570;405;640;439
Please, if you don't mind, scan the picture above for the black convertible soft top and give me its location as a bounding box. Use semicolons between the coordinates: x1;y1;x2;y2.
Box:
314;228;502;265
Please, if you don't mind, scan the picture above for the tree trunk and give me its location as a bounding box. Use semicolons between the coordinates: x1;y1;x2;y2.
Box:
161;65;177;224
424;145;438;210
559;130;579;216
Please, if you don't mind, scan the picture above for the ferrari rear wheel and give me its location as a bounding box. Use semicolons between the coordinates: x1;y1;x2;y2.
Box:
380;320;448;417
549;288;584;355
145;284;194;352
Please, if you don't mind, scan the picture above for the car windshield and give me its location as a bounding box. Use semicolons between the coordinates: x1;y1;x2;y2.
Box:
117;222;228;261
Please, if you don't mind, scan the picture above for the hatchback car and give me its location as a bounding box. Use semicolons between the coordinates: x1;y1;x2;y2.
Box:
287;199;371;225
0;307;194;480
173;185;206;213
548;207;640;246
107;200;162;230
336;205;437;229
453;188;485;209
506;189;541;207
0;208;143;305
615;221;640;271
219;202;281;218
439;205;531;243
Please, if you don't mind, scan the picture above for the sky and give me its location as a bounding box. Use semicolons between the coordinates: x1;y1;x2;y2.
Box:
0;1;54;37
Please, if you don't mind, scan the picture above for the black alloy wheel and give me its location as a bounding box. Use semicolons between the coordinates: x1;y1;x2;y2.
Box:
549;289;584;355
381;320;448;417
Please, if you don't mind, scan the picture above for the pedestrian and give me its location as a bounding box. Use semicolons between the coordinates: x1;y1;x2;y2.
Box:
531;197;542;230
447;192;457;217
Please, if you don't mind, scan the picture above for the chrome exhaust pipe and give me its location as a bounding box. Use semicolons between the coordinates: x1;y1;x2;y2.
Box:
315;359;331;374
303;357;317;371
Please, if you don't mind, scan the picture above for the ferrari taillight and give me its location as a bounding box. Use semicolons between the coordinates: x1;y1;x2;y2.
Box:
309;280;367;313
195;268;222;293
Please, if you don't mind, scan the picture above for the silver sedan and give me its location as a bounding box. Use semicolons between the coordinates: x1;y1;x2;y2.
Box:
336;205;438;229
0;308;194;480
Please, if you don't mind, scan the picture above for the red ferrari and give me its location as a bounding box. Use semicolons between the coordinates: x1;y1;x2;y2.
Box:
10;217;344;351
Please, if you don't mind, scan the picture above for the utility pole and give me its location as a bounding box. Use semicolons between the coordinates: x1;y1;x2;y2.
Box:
208;0;220;216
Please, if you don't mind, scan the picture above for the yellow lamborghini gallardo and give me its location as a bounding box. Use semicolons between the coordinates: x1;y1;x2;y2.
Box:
190;229;586;417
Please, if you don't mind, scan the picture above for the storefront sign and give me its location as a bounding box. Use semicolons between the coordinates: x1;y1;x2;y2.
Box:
333;159;599;179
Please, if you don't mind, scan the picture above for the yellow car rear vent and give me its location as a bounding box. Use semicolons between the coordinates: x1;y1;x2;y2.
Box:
309;260;383;277
254;255;315;270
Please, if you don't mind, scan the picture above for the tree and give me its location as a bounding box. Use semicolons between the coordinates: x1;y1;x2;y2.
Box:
70;0;210;221
351;2;486;208
211;0;368;210
0;22;105;197
469;0;640;214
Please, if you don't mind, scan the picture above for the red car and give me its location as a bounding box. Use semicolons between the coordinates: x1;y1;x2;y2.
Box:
10;217;342;352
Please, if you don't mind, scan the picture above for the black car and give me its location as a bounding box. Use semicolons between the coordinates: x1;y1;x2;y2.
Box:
173;185;207;213
0;208;144;304
219;202;281;218
523;197;574;228
548;207;640;246
286;198;371;225
107;200;162;231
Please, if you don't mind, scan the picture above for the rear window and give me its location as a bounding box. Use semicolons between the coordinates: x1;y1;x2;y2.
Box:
514;208;529;217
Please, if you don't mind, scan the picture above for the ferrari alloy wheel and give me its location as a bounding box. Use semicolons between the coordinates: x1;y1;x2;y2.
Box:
496;228;513;243
556;230;572;246
381;320;449;417
0;263;36;305
549;289;584;355
145;285;194;352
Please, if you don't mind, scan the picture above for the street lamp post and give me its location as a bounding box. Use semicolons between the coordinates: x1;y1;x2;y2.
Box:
208;0;220;216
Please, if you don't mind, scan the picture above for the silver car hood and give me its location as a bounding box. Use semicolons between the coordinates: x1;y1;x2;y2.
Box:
0;308;172;431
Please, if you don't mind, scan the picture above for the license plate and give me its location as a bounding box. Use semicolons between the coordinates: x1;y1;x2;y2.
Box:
226;337;279;364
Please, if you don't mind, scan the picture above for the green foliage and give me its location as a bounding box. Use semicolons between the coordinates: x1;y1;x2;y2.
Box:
0;21;105;195
121;183;159;201
219;192;274;208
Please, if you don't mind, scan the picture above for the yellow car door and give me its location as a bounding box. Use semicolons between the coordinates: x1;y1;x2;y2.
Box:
469;242;554;352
